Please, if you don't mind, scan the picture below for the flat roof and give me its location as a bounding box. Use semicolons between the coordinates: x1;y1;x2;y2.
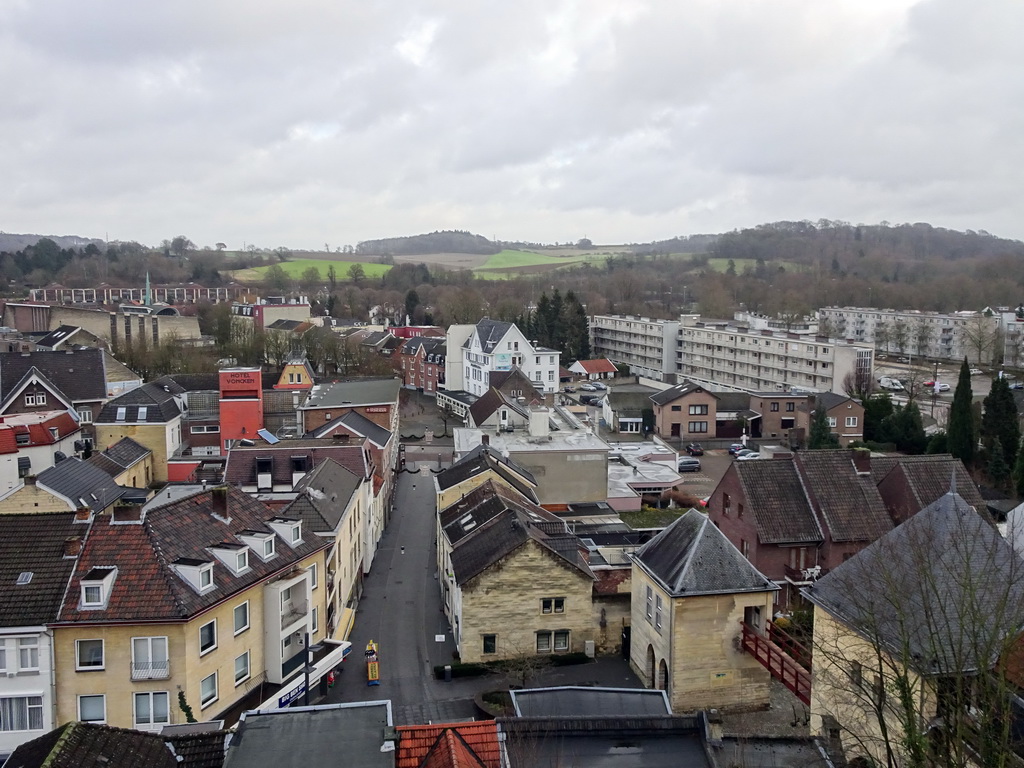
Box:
454;426;609;455
607;458;684;500
300;378;401;409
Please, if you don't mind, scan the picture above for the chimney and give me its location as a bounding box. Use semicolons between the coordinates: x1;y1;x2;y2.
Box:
111;503;143;524
851;447;871;475
212;487;229;517
482;434;489;446
74;507;92;522
63;536;82;558
24;474;35;486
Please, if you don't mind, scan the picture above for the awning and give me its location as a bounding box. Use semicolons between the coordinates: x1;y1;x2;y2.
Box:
254;639;351;712
336;607;356;641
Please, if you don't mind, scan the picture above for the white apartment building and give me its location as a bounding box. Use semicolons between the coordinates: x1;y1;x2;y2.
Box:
589;315;682;382
677;316;874;395
817;307;1000;364
445;320;560;397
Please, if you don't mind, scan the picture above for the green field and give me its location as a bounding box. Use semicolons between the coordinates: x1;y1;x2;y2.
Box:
473;249;608;278
232;259;392;282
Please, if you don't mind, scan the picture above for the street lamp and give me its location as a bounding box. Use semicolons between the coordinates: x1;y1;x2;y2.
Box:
302;632;324;706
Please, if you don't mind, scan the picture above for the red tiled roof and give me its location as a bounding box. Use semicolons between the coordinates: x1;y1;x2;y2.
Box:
0;427;18;454
396;722;500;768
574;358;617;374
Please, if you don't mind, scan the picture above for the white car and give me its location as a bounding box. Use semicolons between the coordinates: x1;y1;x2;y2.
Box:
736;452;762;461
969;368;983;376
579;384;597;391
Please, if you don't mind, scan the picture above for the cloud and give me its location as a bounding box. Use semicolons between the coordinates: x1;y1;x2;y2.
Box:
1;0;1022;249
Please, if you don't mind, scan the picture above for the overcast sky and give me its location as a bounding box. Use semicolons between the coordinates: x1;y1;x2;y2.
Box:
2;0;1021;250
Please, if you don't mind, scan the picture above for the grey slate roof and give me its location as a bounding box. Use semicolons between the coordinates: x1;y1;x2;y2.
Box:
0;512;79;626
440;480;548;546
307;410;392;447
97;436;150;469
510;687;670;718
435;445;537;501
468;319;513;353
34;325;88;350
734;460;824;544
0;349;109;403
285;458;363;532
300;377;401;409
96;381;181;424
37;457;129;512
715;391;752;412
0;367;76;412
804;490;1024;675
815;392;854;411
634;509;777;597
649;380;719;407
468;387;528;426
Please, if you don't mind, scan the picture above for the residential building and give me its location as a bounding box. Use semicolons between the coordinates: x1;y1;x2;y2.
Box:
750;392;814;444
51;486;330;731
568;358;618;381
445;320;561;397
33;325;107;352
438;481;596;663
677;316;874;395
818;305;1001;363
487;367;547;404
649;381;719;441
808;392;865;447
297;378;401;437
272;357;315;391
589;315;681;382
467;388;533;431
397;721;500;768
454;407;611;505
599;379;658;434
85;437;154;489
396;336;446;393
433;443;539;511
629;510;778;712
0;513;80;756
93;381;185;482
0;410;82;482
805;489;1022;766
870;453;986;525
0;457;134;517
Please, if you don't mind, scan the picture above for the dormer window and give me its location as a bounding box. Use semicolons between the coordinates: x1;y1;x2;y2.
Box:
238;531;276;561
263;538;275;558
267;518;302;547
172;559;216;594
80;567;117;610
207;543;249;575
236;549;248;572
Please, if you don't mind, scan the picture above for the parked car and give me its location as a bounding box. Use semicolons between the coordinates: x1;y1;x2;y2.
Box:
685;443;704;456
923;381;951;392
969;368;983;376
579;384;597;392
677;457;702;473
579;394;598;404
735;449;755;459
736;452;762;461
728;443;746;455
877;376;905;391
897;356;911;363
876;354;888;360
591;382;607;390
563;385;576;393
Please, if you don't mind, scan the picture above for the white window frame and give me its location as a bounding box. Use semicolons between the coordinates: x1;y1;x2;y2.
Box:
233;602;250;636
311;606;319;634
263;538;276;559
199;620;217;656
845;416;859;427
645;585;653;622
200;672;218;709
133;691;170;730
553;630;570;652
827;417;837;428
131;636;169;680
655;595;664;632
76;638;104;671
77;694;106;724
199;564;214;592
307;563;317;589
536;632;551;653
17;637;38;672
234;651;251;686
236;549;249;573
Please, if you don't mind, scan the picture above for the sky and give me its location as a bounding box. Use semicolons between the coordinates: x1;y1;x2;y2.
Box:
2;0;1022;250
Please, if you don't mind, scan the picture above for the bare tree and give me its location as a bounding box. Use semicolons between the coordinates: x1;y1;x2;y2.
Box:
874;321;892;355
912;317;932;358
961;316;1000;366
806;495;1024;767
891;319;910;356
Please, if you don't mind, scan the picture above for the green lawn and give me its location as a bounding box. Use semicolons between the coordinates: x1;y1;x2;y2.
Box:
234;259;392;282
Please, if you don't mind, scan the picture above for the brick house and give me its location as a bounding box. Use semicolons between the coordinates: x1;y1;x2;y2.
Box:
396;337;446;394
649;381;718;441
810;393;865;447
748;392;813;445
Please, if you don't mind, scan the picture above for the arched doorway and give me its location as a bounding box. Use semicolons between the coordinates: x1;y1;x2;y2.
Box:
658;659;669;691
646;645;655;688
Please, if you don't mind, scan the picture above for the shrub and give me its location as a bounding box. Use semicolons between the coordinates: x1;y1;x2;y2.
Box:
433;662;489;680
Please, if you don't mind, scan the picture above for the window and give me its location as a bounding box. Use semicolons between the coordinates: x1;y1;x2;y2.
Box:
15;433;29;446
687;421;708;433
872;674;885;706
236;550;249;573
741;539;749;558
77;694;105;725
536;632;551;653
190;425;221;434
199;565;214;591
770;402;780;412
723;493;731;515
199;620;217;655
541;597;564;614
671;405;681;412
738;503;744;518
80;567;116;609
234;652;251;685
547;370;554;381
553;630;570;652
234;602;250;635
311;606;319;634
18;638;38;671
851;661;863;687
290;523;302;544
688;404;708;415
786;402;795;412
134;692;170;729
645;585;653;621
24;393;46;407
781;418;795;429
845;416;859;427
288;373;295;383
263;538;276;559
0;696;43;733
78;407;93;424
307;563;318;589
116;406;127;421
131;636;169;680
655;595;663;631
76;639;104;671
200;672;218;708
827;417;837;428
482;634;496;654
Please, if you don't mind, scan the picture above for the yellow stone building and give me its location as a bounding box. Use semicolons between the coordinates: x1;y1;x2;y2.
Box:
51;486;331;730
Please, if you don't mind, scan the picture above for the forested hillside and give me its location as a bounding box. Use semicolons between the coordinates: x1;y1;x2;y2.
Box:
355;230;500;256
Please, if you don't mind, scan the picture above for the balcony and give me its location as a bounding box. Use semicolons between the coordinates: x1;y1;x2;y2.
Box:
281;600;309;631
131;660;171;680
784;564;827;585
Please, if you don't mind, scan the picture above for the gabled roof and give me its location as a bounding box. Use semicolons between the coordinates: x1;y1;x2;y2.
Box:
439;480;547;545
804;490;1024;675
733;459;823;544
96;381;181;424
0;512;79;626
487;366;544;397
0;409;81;447
468;387;528;427
0;349;110;403
86;437;151;476
284;458;363;532
435;444;537;500
468;319;513;353
0;367;77;414
871;454;985;513
5;721;226;768
56;486;328;623
649;380;720;407
306;410;392;447
396;722;501;768
634;509;777;597
34;325;94;351
399;336;445;356
571;359;618;374
37;457;129;512
794;450;892;542
815;392;856;411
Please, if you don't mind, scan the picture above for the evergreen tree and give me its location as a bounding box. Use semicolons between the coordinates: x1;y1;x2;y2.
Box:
988;437;1010;490
534;293;553;347
808;403;839;449
881;402;928;455
862;394;894;443
560;290;591;361
1013;438;1024;499
982;376;1021;467
947;358;975;465
926;431;948;454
